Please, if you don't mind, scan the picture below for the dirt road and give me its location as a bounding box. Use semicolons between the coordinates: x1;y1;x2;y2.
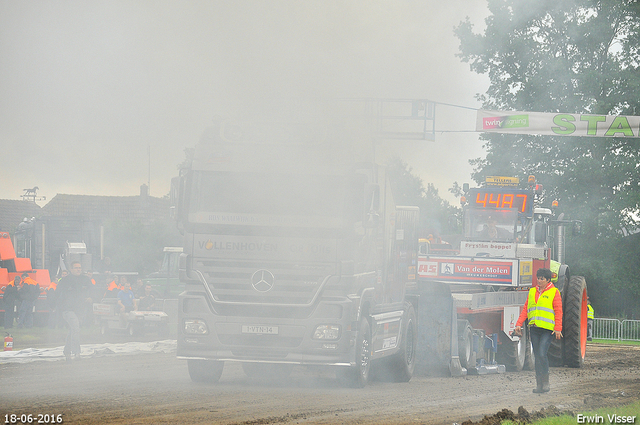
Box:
2;343;639;425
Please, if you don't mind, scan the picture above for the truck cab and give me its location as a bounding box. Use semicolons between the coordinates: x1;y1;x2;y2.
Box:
174;117;419;386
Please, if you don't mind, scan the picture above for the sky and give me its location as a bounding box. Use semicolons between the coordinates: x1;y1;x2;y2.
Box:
0;1;489;205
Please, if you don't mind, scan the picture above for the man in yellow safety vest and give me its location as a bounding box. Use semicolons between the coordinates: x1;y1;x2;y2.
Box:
514;268;563;393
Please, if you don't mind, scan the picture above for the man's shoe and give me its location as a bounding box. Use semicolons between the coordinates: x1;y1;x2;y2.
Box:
541;374;550;392
532;375;544;393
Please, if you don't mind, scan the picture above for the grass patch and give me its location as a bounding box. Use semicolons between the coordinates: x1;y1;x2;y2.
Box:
590;339;640;346
500;401;640;425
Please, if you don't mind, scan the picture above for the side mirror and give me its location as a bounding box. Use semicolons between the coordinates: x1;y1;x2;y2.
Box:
172;172;190;224
170;176;180;220
572;220;583;236
534;221;547;243
363;184;380;228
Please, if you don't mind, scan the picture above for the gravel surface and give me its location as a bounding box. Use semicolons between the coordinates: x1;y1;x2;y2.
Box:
1;343;639;424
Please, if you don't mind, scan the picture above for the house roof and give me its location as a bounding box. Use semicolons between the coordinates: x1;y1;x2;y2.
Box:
41;193;170;224
0;200;42;233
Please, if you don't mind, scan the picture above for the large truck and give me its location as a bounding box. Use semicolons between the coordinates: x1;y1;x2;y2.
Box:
414;176;587;375
173;107;422;386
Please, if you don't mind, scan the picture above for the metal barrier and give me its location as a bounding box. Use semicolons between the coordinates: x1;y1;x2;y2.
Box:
593;318;621;341
621;320;640;342
593;318;640;342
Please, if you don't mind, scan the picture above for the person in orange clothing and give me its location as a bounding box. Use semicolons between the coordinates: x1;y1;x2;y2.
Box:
104;274;120;298
514;268;563;394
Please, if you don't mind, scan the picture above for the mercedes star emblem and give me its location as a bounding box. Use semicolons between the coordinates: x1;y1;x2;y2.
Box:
251;269;275;292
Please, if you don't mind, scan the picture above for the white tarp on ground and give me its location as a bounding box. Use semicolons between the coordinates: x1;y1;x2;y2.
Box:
0;340;177;364
476;109;640;138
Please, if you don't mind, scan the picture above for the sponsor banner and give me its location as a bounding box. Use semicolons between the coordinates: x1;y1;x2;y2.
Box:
417;257;518;285
459;241;516;258
477;110;640;138
485;176;519;187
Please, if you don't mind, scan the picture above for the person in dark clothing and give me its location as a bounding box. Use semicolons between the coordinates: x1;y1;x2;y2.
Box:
137;284;157;311
56;261;93;361
45;280;61;329
3;276;20;328
17;273;40;328
132;277;145;299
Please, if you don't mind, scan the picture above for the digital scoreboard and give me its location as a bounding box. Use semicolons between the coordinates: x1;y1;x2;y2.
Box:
468;188;533;214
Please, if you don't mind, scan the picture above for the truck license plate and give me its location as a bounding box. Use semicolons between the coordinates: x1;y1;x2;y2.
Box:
242;325;279;335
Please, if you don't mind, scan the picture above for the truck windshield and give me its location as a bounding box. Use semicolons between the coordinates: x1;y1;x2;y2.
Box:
187;171;363;226
465;208;517;242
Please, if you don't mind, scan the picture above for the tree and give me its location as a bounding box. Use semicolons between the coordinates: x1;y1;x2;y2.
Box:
103;218;182;277
455;0;640;317
387;157;461;238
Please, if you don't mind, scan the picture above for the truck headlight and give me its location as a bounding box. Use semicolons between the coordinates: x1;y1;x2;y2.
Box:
184;319;208;335
313;324;340;340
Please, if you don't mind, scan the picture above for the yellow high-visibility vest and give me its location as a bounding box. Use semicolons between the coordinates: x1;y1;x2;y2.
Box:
550;260;561;283
527;286;558;331
587;304;594;320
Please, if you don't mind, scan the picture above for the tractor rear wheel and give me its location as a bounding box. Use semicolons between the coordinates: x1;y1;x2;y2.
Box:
562;276;588;367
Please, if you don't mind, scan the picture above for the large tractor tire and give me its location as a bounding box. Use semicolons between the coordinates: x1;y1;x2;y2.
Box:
337;317;372;388
562;276;588;367
496;328;526;372
187;359;224;383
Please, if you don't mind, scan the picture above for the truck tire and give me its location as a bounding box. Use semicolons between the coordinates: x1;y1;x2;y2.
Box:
457;322;473;370
188;359;224;383
562;276;588;368
497;329;526;372
390;304;417;382
337;317;371;388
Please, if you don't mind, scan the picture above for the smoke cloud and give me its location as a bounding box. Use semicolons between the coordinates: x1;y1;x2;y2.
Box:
0;1;488;203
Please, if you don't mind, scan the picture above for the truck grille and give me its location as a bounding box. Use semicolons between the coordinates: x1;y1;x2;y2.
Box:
194;258;334;306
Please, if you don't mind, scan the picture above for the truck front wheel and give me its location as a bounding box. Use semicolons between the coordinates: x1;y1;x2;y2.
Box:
390;304;417;382
337;317;371;388
188;359;224;383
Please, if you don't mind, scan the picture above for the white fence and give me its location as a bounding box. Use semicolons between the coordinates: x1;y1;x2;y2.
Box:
593;318;640;342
